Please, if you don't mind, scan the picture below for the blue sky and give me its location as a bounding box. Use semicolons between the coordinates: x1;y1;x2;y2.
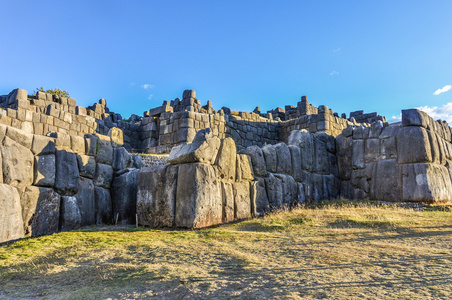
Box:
1;0;452;122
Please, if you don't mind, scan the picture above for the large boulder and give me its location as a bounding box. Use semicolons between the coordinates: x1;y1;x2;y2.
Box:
60;196;81;231
55;150;80;195
75;178;96;226
275;143;292;174
252;177;270;215
264;173;283;208
352;140;365;169
113;147;132;171
94;187;113;225
245;145;267;177
289;145;302;182
111;169;138;224
371;159;401;201
96;135;114;165
274;174;297;206
236;154;254;181
0;184;24;243
221;182;234;223
31;135;55;155
6;126;33;148
21;187;60;237
233;181;251;220
33;154;56;187
397;126;432;164
93;163;113;188
402;109;428;128
137;165;178;227
1;136;34;187
77;155;96;178
313;138;329;174
262;144;277;173
214;137;236;181
108;127;124;148
175;163;222;228
168;128;220;165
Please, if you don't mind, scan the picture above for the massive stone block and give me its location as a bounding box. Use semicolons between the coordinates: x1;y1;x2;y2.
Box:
137;165;178;227
233;181;251;220
314;138;329;174
21;187;60;237
262;144;277;173
402;109;428;128
75;178;96;226
289;145;302;182
397;126;432;164
221;182;235;223
108;127;124;148
34;154;55;187
275;143;292;174
175;163;222;228
236;154;254;181
31;135;55;155
111;169;138;224
6;126;33;148
352;140;365;169
214;137;237;181
93;163;113;188
371;159;401;201
1;136;34;187
168;128;220;165
245;145;267;177
77;155;96;178
55;150;80;195
94;187;113;225
60;196;81;231
96;135;114;165
113;147;132;171
274;174;297;206
0;184;24;243
264;173;283;208
253;177;270;214
402;163;452;202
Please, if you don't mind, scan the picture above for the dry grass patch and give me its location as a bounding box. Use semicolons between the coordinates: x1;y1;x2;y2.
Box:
1;200;451;299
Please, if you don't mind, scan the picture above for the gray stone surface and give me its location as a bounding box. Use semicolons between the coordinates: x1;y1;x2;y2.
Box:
221;182;235;223
275;143;292;174
253;177;270;215
236;154;254;181
96;135;114;165
1;136;34;188
275;174;297;206
85;134;99;156
137;165;178;227
397;126;432;164
402;109;428;128
233;181;251;220
71;135;85;154
94;187;112;225
262;144;277;173
34;154;56;187
0;183;24;243
175;163;222;228
60;196;81;231
168;128;220;165
75;178;95;226
108;127;124;148
77;155;96;178
264;173;283;208
93;163;113;188
214;137;236;181
371;159;401;201
55;150;80;195
245;145;267;177
289;145;302;182
352;140;365;169
111;169;138;224
31;135;55;155
6;126;33;148
113;147;132;171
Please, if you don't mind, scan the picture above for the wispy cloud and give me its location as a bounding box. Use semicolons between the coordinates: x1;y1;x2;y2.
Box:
418;102;452;123
147;94;154;100
332;48;341;53
142;83;155;90
391;114;401;122
330;70;339;76
433;84;451;95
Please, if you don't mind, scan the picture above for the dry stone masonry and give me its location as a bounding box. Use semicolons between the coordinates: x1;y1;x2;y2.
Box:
0;87;451;243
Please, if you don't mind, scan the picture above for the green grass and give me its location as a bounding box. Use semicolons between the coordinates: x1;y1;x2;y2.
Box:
1;200;451;299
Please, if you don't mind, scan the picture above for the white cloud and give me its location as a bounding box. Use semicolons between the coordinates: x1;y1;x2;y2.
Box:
330;70;339;76
332;48;341;53
417;102;452;123
142;84;155;90
147;94;154;100
433;85;451;95
391;114;401;122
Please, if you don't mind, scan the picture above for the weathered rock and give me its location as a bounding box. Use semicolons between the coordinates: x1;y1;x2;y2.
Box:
6;126;33;148
137;165;178;227
299;132;315;171
380;136;397;160
111;169;138;224
71;135;85;154
245;145;267;177
402;163;452;202
262;144;277;173
31;135;55;155
0;184;24;243
264;173;283;208
77;155;96;178
94;187;113;225
1;136;34;187
314;138;329;174
132;155;144;169
289;145;302;182
236;154;254;181
108;127;124;148
214;137;237;181
397;126;432;164
352;140;365;169
85;134;99;156
253;177;269;215
365;139;380;163
275;143;292;174
55;150;80;195
60;196;81;231
274;174;297;206
22;187;60;237
296;182;306;205
93;163;113;188
175;163;222;228
75;178;95;226
221;182;235;223
34;154;55;187
48;132;71;150
168;128;220;165
96;135;114;165
113;147;132;171
311;173;324;201
370;159;401;201
337;148;352;180
402;109;428;128
233;181;251;220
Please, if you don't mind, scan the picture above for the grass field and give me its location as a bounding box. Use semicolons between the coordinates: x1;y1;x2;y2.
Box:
1;200;451;299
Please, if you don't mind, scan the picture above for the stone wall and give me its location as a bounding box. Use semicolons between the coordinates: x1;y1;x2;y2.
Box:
0;122;142;243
